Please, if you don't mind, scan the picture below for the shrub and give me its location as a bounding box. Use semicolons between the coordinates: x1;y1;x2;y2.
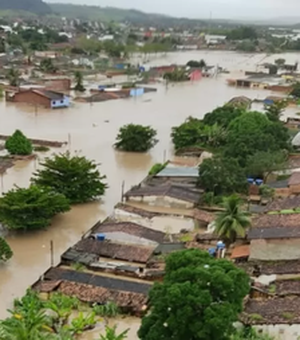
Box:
5;130;33;155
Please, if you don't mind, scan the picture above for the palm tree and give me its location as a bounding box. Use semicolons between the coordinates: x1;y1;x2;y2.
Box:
214;195;251;244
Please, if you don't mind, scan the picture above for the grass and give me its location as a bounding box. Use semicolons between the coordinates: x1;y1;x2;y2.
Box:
71;262;86;272
282;312;294;320
249;313;264;322
268;284;276;294
34;146;50;152
179;234;194;243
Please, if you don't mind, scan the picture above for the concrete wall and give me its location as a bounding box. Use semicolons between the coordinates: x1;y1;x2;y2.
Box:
255;324;300;340
10;91;50;108
50;96;70;109
250;239;300;260
126;195;194;209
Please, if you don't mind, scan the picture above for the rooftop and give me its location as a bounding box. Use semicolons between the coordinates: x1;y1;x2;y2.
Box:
264;196;300;212
248;226;300;239
289;172;300;186
155;166;198;178
253;213;300;229
33;89;65;100
74;239;155;264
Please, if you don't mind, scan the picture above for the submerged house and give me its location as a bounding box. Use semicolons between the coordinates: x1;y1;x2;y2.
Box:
5;89;70;109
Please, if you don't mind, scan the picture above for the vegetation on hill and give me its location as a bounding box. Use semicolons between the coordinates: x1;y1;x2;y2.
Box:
0;0;51;15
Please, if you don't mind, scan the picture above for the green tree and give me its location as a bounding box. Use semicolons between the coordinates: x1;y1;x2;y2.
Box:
203;106;244;129
115;124;158;152
138;249;250;340
74;71;85;92
224;111;290;166
186;59;206;68
5;130;33;156
290;82;300;98
274;58;286;67
264;100;287;121
0;237;13;262
246;151;287;181
0;185;70;230
214;195;251;244
6;68;20;87
163;68;188;82
227;26;257;40
99;325;128;340
199;156;247;196
39;58;57;73
32;152;107;204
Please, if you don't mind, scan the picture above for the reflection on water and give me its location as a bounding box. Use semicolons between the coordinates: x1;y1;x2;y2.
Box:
1;50;300;319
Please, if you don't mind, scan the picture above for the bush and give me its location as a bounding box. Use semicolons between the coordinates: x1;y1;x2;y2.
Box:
0;185;70;230
5;130;33;155
148;163;167;176
0;236;13;262
34;146;50;152
115;124;158;152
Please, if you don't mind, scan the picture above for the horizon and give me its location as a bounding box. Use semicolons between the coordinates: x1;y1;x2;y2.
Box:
45;0;300;21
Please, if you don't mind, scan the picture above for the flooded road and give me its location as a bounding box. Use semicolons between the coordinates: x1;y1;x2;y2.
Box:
1;51;300;328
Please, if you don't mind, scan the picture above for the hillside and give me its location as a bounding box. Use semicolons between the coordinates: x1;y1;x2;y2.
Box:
0;0;51;15
48;3;207;27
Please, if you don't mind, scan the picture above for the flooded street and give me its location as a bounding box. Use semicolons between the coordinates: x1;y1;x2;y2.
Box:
1;51;300;335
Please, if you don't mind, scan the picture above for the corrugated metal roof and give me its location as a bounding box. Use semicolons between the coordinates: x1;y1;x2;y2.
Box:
156;166;198;178
248;226;300;239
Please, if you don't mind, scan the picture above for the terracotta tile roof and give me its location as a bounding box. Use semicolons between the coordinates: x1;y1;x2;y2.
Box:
230;245;250;259
74;239;154;263
33;280;62;292
253;214;300;228
237;260;300;275
92;222;166;243
289;172;300;186
264;196;300;212
57;281;147;312
242;296;300;325
114;203;159;219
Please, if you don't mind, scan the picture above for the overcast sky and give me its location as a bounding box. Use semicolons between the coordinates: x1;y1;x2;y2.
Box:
46;0;299;19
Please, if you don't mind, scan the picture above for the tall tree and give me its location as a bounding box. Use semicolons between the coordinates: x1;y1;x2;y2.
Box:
0;237;13;262
138;249;250;340
115;124;158;152
198;156;248;196
214;195;251;244
0;185;70;230
6;68;20;87
32;152;107;204
73;71;85;92
39;58;57;73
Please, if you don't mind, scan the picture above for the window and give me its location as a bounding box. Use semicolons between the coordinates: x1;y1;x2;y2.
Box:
52;101;56;105
60;100;64;104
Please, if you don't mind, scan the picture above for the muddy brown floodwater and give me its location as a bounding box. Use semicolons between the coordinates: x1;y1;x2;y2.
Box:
1;51;300;338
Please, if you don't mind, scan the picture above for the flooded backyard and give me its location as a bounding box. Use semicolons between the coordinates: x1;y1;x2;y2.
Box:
1;51;300;337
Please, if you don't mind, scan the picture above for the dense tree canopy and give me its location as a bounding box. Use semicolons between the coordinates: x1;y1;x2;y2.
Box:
115;124;158;152
290;82;300;98
186;59;206;68
5;130;33;156
171;117;226;150
202;106;244;129
138;249;250;340
32;152;107;204
199;156;248;196
224;111;290;166
246;150;287;181
0;237;13;262
0;185;70;230
227;26;258;40
215;195;251;244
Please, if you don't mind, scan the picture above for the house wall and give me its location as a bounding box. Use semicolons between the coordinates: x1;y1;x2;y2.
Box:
250;238;300;260
130;88;144;97
125;195;195;209
10;91;50;108
255;324;300;340
45;79;71;91
289;184;300;194
113;208;195;234
50;96;70;109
